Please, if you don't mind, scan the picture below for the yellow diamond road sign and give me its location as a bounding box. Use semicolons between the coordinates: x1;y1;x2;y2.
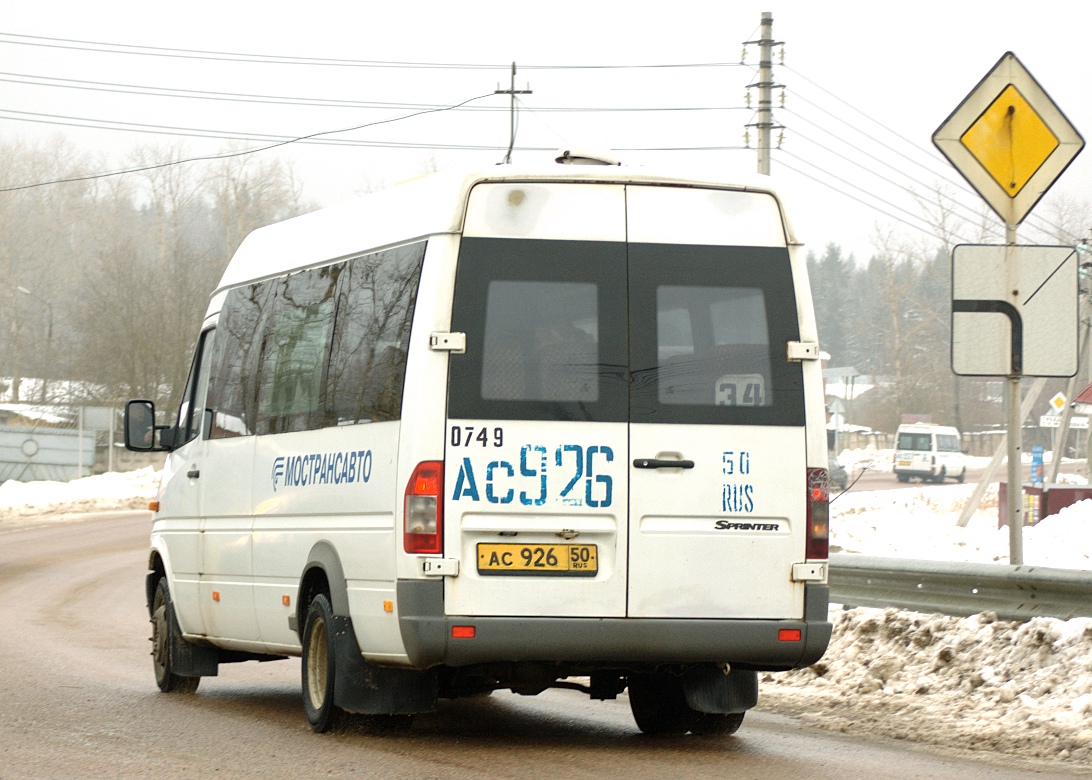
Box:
933;52;1083;226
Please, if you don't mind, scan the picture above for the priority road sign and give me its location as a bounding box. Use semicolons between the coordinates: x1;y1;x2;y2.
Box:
1049;392;1067;412
933;52;1084;226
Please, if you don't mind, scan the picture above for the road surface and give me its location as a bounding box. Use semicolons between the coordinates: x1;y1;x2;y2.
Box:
0;512;1082;779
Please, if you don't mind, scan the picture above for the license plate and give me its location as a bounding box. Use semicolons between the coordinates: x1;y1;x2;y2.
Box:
898;460;911;466
477;543;597;576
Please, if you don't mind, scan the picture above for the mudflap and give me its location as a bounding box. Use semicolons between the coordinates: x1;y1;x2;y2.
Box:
681;665;758;714
166;600;220;678
330;615;438;715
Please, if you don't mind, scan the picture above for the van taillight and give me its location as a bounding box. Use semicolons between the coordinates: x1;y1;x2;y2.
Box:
405;461;444;554
806;467;829;560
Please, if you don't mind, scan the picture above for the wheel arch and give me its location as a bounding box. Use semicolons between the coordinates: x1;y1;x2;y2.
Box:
145;545;171;616
296;541;350;640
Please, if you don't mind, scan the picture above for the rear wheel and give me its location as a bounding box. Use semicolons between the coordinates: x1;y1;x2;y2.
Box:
302;593;343;733
689;711;745;736
956;468;966;483
934;467;947;483
151;578;200;694
628;671;691;735
897;473;909;483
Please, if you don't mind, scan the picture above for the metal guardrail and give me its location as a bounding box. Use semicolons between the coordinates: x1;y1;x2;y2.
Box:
828;554;1092;621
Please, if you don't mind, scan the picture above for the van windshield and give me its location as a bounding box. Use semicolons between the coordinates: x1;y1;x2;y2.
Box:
897;433;932;451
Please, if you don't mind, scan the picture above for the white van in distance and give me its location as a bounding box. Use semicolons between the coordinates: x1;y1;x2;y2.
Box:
893;423;967;483
125;160;832;736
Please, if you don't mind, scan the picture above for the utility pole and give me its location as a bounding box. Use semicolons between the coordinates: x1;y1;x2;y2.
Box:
495;62;532;164
746;12;782;175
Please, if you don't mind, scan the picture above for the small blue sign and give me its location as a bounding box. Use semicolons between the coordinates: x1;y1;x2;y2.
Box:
1030;445;1044;486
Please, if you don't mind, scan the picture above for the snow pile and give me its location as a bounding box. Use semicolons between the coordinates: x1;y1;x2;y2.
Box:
832;485;1092;569
763;608;1092;762
0;467;159;523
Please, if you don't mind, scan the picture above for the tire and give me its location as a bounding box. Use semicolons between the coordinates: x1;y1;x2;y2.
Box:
689;711;745;737
302;593;343;733
629;671;691;735
956;468;966;484
897;474;909;484
934;467;946;484
151;578;200;694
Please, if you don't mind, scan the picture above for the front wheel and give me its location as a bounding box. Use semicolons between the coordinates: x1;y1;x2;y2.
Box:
302;593;343;733
956;468;966;483
151;578;200;694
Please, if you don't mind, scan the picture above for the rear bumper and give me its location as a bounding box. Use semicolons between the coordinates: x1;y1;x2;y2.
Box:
396;580;831;672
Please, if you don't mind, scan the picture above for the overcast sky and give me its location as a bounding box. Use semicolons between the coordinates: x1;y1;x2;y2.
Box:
2;1;1090;262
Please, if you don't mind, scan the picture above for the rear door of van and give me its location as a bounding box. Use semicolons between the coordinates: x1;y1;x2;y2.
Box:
444;181;806;621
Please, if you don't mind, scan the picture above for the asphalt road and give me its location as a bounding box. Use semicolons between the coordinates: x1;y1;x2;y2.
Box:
0;512;1083;779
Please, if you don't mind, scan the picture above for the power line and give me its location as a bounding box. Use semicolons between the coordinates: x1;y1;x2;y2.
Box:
778;148;976;244
783;66;1069;238
0;93;501;192
776;157;956;244
0;70;750;112
0;31;744;70
783;119;1005;241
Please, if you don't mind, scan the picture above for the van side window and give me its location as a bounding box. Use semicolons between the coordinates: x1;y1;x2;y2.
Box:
176;329;216;445
326;242;424;424
937;434;961;452
205;241;425;438
255;265;340;435
207;283;270;439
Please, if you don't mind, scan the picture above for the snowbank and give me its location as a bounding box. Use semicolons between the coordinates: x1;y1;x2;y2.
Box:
763;607;1092;763
0;467;159;523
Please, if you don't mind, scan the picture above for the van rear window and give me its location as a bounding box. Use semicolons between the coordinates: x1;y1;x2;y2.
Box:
449;238;803;426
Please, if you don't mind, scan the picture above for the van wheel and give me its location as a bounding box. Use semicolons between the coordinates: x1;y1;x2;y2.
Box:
151;578;200;694
897;474;909;484
956;468;966;484
689;711;745;737
302;593;343;733
628;671;691;735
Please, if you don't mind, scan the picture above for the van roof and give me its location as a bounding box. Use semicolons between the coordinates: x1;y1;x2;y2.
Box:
896;424;960;434
215;164;795;294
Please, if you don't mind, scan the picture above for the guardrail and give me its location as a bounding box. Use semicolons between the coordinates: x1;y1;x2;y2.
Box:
828;554;1092;621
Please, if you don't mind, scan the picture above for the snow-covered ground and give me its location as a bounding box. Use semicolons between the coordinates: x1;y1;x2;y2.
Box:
3;464;1092;766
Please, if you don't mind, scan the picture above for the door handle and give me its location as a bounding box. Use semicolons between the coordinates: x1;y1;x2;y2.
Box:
633;458;695;469
187;469;201;479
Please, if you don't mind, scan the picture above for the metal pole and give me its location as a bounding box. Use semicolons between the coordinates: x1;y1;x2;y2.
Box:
1005;224;1023;564
1047;314;1091;484
108;409;115;474
77;405;84;480
756;12;773;175
956;377;1046;527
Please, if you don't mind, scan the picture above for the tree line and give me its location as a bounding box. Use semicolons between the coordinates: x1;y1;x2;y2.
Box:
1;138;309;412
809;188;1089;435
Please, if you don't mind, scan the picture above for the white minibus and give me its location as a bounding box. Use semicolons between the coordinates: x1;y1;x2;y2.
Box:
893;423;967;483
125;160;832;736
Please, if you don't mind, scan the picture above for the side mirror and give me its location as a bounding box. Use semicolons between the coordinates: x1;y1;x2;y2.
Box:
124;400;173;452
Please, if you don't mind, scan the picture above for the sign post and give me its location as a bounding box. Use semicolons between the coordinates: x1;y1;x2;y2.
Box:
934;52;1083;564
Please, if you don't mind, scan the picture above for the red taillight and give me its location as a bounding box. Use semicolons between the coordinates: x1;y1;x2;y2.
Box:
806;467;829;560
778;628;802;642
452;625;476;639
404;461;444;554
